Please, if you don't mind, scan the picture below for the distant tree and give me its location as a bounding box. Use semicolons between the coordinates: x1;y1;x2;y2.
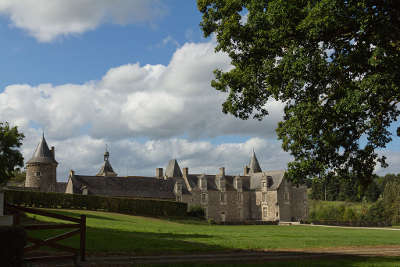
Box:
198;0;400;190
8;169;26;186
0;122;24;186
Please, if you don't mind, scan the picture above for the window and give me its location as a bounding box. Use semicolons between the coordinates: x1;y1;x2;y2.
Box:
35;171;41;177
262;181;266;188
220;192;226;203
262;192;267;202
284;192;290;201
201;193;207;203
263;207;268;218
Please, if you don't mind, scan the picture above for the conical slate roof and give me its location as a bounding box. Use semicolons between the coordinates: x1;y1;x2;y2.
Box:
96;151;117;177
165;159;182;178
26;134;57;164
249;151;262;173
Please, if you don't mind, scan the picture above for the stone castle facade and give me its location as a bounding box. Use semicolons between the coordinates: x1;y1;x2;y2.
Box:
25;136;308;223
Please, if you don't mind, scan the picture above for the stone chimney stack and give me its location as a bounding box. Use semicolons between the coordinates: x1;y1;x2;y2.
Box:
51;146;55;160
156;168;163;178
244;166;250;176
219;167;225;176
183;167;189;177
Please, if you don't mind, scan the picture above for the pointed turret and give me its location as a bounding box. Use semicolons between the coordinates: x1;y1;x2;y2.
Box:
26;133;57;164
165;159;182;178
25;133;58;192
96;148;117;177
249;150;262;174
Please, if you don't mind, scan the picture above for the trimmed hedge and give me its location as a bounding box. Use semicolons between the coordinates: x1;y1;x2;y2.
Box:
0;226;26;267
5;190;187;217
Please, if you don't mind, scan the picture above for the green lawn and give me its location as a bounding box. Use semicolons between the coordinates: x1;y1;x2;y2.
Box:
151;257;400;267
23;209;400;255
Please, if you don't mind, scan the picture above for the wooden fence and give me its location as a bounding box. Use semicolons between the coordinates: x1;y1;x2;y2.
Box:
6;203;86;264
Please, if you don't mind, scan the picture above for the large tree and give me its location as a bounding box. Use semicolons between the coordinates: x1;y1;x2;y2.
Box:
0;122;24;186
198;0;400;190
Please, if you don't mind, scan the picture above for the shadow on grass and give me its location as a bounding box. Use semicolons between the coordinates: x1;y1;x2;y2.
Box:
25;225;223;256
145;255;400;267
31;209;120;222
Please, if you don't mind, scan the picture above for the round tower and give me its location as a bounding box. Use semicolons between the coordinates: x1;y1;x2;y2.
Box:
25;134;58;192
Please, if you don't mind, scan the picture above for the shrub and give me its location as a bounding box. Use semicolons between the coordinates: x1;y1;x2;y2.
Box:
5;190;187;218
187;205;205;218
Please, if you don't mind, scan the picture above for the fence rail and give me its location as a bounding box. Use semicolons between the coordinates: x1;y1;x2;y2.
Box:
5;203;86;264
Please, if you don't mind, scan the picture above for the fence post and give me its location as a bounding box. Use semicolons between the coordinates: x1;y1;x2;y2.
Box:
80;215;86;262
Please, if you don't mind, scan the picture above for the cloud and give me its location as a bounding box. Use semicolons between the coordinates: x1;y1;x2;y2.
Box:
0;41;284;141
375;150;400;176
0;0;166;42
1;39;289;179
161;35;180;48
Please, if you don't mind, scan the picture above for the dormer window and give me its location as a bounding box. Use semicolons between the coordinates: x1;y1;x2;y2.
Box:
199;175;207;190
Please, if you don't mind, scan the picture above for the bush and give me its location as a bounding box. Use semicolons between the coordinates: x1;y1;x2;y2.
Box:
0;226;26;267
5;190;187;218
187;205;205;218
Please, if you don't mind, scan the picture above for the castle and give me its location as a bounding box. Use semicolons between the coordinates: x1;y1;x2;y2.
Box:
25;135;308;223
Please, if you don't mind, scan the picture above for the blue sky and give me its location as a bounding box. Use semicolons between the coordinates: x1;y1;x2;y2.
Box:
1;0;399;181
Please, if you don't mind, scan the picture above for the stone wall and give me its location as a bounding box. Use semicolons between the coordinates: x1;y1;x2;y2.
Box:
26;163;57;192
277;179;307;221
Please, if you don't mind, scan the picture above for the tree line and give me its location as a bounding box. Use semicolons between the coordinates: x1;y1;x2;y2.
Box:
310;173;400;203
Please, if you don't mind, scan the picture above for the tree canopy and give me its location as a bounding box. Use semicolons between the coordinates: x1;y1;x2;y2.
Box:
0;122;24;186
197;0;400;189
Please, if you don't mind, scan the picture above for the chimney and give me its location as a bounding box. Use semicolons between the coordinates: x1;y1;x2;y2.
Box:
183;167;189;177
219;167;225;176
156;168;163;178
244;166;249;176
51;146;55;159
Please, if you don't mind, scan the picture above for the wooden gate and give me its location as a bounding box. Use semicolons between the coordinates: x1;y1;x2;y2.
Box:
6;203;86;264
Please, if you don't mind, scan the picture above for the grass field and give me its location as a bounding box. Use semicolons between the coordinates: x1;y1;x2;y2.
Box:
24;208;400;255
150;258;400;267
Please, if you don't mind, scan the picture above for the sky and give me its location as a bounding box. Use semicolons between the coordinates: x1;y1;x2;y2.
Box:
1;0;399;182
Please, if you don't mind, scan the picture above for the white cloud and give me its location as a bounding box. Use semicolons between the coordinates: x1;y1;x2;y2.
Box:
0;40;284;141
1;39;289;179
0;0;166;42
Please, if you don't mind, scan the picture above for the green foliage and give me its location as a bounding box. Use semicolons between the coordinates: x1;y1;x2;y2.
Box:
4;190;187;218
383;179;400;225
0;122;24;186
187;205;205;218
7;170;26;186
198;0;400;188
311;173;383;202
309;200;391;226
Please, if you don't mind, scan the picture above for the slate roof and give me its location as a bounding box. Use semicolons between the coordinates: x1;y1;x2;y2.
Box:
184;174;250;191
249;170;285;190
165;159;183;178
26;134;57;164
96;160;117;176
69;175;176;199
249;151;262;173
